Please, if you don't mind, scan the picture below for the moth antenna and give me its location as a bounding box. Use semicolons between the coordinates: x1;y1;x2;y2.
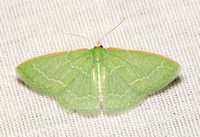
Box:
64;33;96;46
100;18;126;42
97;39;100;46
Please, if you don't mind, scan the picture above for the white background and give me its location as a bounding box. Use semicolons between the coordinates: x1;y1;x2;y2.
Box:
1;0;200;136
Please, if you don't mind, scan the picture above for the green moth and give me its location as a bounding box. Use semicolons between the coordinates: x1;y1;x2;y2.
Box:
16;46;180;115
16;18;180;115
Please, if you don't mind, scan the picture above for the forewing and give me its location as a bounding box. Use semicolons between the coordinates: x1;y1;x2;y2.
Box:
16;49;99;114
103;48;180;113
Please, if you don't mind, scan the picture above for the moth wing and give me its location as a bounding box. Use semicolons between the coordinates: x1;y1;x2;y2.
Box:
103;48;180;113
16;49;99;114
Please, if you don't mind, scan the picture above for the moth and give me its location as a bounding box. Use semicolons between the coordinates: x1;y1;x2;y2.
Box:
16;18;180;115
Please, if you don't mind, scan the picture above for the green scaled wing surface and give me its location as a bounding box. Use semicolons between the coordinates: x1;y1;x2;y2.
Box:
16;47;180;115
103;48;180;113
16;49;99;115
